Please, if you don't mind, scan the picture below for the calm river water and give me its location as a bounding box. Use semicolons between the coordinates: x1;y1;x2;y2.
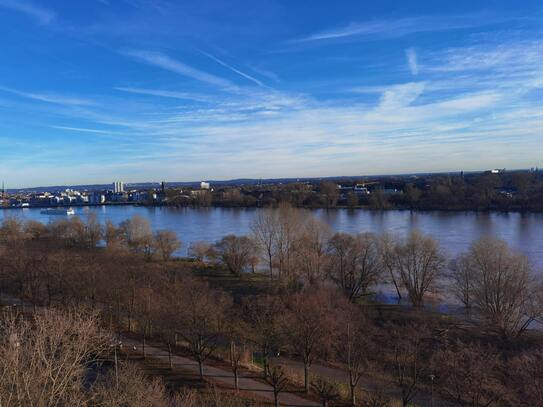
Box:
1;206;542;269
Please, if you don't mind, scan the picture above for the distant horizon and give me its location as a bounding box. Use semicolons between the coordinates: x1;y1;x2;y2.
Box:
4;166;537;191
0;1;542;186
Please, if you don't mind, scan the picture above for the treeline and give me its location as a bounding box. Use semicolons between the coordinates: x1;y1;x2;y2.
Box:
162;170;543;212
368;170;543;212
1;212;543;406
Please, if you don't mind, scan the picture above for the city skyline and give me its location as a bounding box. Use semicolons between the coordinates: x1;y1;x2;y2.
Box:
1;0;542;188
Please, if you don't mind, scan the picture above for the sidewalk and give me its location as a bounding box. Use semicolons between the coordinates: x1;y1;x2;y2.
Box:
121;337;320;407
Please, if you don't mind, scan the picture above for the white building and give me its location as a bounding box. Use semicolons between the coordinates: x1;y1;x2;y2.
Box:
89;193;105;204
113;181;124;193
354;184;370;195
200;181;210;190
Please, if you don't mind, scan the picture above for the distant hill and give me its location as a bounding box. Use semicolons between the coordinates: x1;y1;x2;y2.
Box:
6;170;499;193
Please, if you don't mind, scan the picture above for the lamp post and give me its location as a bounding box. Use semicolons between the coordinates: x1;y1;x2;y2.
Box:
429;374;435;407
110;340;123;389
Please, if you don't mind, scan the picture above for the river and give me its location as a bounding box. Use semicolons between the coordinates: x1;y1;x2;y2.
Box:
1;206;542;269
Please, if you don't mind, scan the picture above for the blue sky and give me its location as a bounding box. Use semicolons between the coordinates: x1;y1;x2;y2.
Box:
0;0;542;187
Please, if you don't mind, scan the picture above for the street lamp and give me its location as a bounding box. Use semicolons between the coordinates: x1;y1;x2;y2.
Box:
110;340;123;389
429;374;436;407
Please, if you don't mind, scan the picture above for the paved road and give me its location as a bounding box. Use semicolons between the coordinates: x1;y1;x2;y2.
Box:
121;337;320;407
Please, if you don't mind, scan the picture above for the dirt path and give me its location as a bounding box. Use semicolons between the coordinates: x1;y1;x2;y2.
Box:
121;337;320;407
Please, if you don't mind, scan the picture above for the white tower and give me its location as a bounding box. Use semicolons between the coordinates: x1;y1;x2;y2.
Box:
113;181;124;193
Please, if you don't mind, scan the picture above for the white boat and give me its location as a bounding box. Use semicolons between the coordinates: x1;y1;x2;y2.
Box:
40;207;75;215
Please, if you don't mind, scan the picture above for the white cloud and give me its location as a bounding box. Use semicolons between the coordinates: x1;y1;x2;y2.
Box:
0;86;94;106
406;48;419;75
0;0;55;25
379;82;425;109
115;87;212;102
430;41;543;73
51;125;121;135
201;51;265;87
121;49;235;89
292;14;501;43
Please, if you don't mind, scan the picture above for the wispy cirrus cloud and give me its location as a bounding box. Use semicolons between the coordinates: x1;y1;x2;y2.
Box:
378;82;425;109
421;38;543;96
51;125;122;135
250;66;281;83
292;14;504;43
406;48;419;75
114;86;212;102
200;51;265;87
121;49;235;89
428;40;543;74
0;86;94;106
0;0;55;25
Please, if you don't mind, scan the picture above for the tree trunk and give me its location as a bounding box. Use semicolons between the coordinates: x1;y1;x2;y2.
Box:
350;383;356;406
234;368;239;392
142;333;146;359
168;341;173;370
274;391;280;407
389;270;402;301
263;353;269;379
198;358;204;381
304;363;309;393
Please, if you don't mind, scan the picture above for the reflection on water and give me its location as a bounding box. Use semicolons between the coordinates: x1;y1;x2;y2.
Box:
1;206;543;268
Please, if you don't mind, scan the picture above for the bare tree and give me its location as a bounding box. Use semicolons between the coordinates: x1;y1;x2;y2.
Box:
176;278;230;380
104;220;119;246
387;323;429;407
0;217;27;243
65;217;87;246
154;230;181;262
273;202;304;281
284;289;335;393
92;362;170;407
242;294;284;379
85;212;103;248
361;388;392;407
188;241;213;263
267;365;290;407
222;303;250;393
251;209;278;279
391;231;445;307
293;218;330;285
432;340;504;407
0;308;110;406
23;220;48;240
214;235;255;276
509;348;543;406
311;378;340;407
335;306;373;405
327;232;382;301
377;233;402;301
118;215;154;259
319;181;339;208
450;253;474;317
457;237;541;339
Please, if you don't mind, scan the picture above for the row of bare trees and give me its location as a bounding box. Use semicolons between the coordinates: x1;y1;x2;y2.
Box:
1;214;543;406
0;215;181;262
248;205;448;306
1;213;541;343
